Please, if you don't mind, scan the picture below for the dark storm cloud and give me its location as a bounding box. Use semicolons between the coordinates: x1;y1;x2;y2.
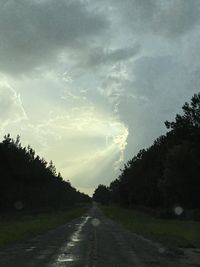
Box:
0;0;109;74
111;0;200;38
116;53;198;160
84;44;140;67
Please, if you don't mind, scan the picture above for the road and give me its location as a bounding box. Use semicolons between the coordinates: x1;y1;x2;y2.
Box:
0;204;198;267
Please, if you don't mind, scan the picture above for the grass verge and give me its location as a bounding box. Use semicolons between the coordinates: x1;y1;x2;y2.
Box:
0;205;89;248
103;206;200;248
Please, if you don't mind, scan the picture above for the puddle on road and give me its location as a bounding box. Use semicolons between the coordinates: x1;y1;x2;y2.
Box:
57;253;75;263
55;216;91;264
67;242;75;247
25;246;36;252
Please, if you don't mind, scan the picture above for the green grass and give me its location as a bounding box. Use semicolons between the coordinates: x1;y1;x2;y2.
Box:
0;205;90;248
103;206;200;248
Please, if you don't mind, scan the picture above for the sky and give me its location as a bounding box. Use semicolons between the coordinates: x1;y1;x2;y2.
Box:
0;0;200;195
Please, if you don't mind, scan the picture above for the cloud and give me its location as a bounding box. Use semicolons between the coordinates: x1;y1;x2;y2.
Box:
99;63;129;109
131;55;192;106
83;44;140;67
2;96;128;187
110;0;200;38
114;52;198;160
0;0;109;75
36;106;129;164
0;79;27;130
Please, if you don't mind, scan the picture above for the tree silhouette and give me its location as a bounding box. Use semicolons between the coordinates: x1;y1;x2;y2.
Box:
95;92;200;212
93;185;111;205
0;135;90;212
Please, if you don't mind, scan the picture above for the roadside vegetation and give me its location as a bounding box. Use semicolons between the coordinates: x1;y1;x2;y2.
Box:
0;134;91;247
0;205;89;247
0;134;90;213
94;93;200;220
103;206;200;248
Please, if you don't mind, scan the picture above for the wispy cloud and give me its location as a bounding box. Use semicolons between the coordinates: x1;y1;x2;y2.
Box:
0;78;27;131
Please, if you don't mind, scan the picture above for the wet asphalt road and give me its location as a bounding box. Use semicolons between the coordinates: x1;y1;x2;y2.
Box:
0;204;196;267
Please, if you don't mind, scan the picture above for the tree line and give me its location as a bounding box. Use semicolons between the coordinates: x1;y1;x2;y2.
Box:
0;135;90;212
94;93;200;212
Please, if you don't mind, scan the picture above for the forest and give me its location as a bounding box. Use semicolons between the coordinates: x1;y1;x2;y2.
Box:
94;93;200;216
0;135;90;212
